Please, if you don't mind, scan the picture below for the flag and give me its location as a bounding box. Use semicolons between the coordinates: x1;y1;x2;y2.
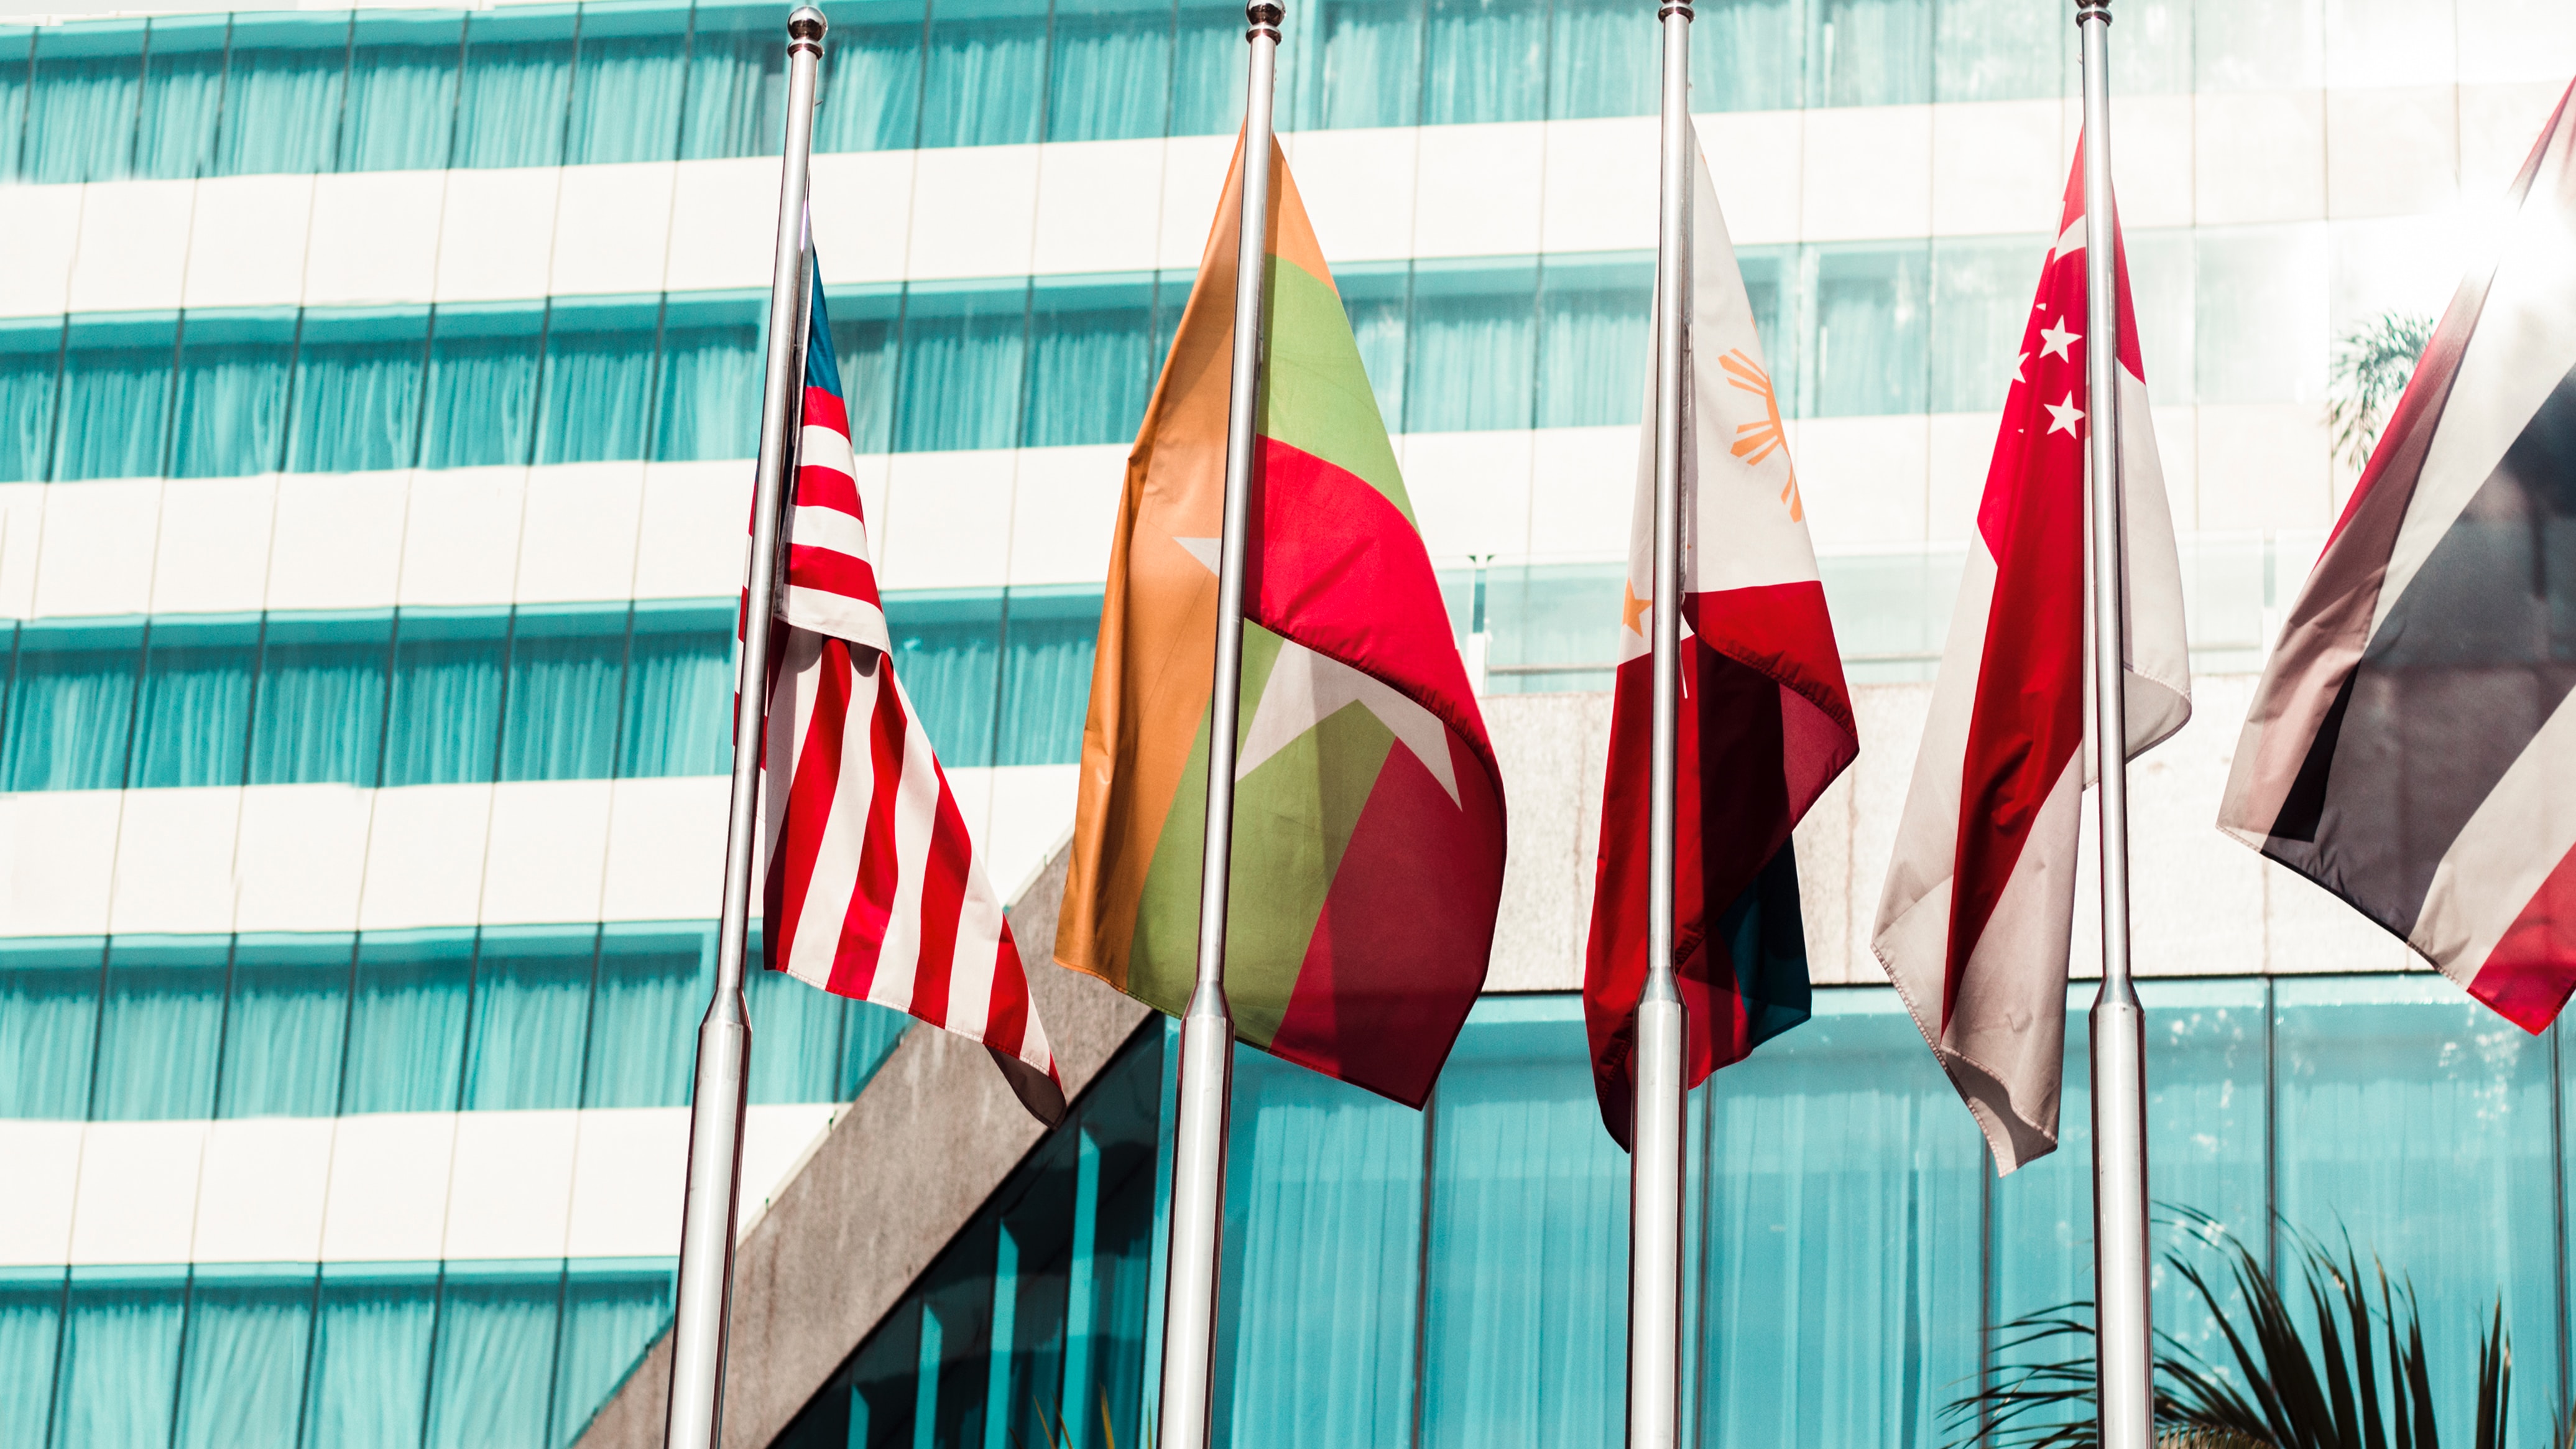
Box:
759;267;1065;1125
1872;147;2191;1174
2218;85;2576;1032
1582;127;1860;1149
1053;136;1508;1109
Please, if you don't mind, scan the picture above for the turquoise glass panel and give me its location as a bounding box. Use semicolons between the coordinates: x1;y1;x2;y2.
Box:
25;21;143;185
618;600;731;779
1699;990;1982;1447
463;927;597;1111
52;312;176;481
0;1269;65;1448
1809;0;1929;106
1313;0;1421;129
0;938;103;1119
584;923;714;1108
1422;0;1545;125
916;0;1047;148
51;1269;188;1449
650;290;763;462
286;306;430;474
170;307;297;478
1482;561;1619;692
385;606;509;787
1932;0;2061;103
884;588;1002;767
1694;0;1804;111
1167;2;1240;136
425;1262;561;1449
172;1267;317;1449
747;963;850;1104
841;996;912;1099
813;0;925;152
338;11;463;173
0;29;31;185
1929;234;2045;416
1737;243;1800;409
1336;262;1410;430
1547;0;1655;119
212;14;350;178
90;934;229;1121
455;6;576;169
552;1262;679;1447
895;279;1028;452
421;303;542;469
132;14;228;180
1046;0;1170;143
565;1;690;164
680;0;786;160
302;1265;438;1448
1021;274;1155;448
343;929;474;1114
995;585;1101;767
537;294;658;464
2275;976;2561;1435
218;933;354;1119
1419;998;1627;1448
1535;252;1650;429
129;613;258;789
1216;1047;1423;1445
1810;241;1929;417
1816;548;1962;681
3;618;145;792
0;316;64;484
1406;256;1536;433
501;603;630;782
826;284;901;455
247;609;392;786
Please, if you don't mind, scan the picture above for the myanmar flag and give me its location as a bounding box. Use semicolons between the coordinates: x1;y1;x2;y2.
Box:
1054;137;1509;1108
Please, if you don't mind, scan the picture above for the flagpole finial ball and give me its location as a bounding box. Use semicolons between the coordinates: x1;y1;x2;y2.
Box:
1245;1;1283;38
2075;0;2110;19
787;7;827;42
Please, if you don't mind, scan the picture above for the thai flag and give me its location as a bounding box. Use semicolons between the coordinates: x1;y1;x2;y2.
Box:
755;266;1064;1124
2220;84;2576;1034
1873;144;2191;1174
1584;124;1860;1149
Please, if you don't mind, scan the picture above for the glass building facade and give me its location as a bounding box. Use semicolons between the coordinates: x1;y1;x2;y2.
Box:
6;0;2572;1445
777;984;2576;1449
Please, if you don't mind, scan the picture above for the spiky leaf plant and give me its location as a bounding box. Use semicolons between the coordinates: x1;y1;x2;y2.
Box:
1942;1210;2511;1449
2328;310;2436;473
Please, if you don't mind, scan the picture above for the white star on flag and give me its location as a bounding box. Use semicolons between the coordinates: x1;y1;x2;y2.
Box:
2038;319;2081;361
1173;534;1462;805
2014;351;2029;382
2045;394;2085;436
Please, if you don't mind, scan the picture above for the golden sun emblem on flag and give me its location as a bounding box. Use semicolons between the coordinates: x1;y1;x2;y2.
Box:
1719;349;1803;522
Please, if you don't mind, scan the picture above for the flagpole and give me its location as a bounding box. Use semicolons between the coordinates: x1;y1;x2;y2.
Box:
663;9;824;1448
1156;5;1281;1448
1632;4;1692;1448
2076;3;2153;1447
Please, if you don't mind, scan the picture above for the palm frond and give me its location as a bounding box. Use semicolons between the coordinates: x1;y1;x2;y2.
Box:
2327;310;2436;471
1944;1210;2513;1449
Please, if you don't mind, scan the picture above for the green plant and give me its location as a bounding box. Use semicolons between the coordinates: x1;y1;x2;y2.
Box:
1943;1210;2513;1449
2328;310;2437;472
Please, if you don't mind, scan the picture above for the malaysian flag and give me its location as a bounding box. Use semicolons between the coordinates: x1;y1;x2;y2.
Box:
2220;85;2576;1032
757;266;1065;1124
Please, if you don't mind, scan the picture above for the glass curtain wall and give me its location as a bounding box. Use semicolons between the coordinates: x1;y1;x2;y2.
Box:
782;982;2576;1449
6;1259;678;1449
4;0;2269;187
0;920;911;1121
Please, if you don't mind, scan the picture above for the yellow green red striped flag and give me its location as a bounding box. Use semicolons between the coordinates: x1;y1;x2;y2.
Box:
1053;137;1508;1108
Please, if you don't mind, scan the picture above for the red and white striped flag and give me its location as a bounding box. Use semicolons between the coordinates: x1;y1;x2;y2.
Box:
1872;147;2190;1173
755;271;1066;1124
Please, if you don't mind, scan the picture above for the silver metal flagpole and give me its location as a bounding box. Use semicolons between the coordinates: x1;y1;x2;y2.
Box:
1631;4;1692;1448
664;8;826;1448
2076;3;2153;1447
1156;4;1281;1448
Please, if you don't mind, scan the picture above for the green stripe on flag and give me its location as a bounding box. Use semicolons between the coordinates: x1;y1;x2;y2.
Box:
1258;258;1414;525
